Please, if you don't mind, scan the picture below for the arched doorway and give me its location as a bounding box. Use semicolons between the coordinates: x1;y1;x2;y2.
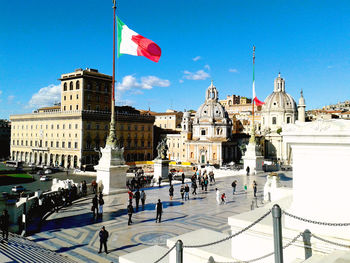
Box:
74;156;78;168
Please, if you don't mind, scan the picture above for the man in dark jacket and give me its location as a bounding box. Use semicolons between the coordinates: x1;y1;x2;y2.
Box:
0;210;9;241
92;195;98;219
156;199;163;223
127;203;134;225
134;189;140;210
181;173;185;184
168;173;173;186
98;226;109;254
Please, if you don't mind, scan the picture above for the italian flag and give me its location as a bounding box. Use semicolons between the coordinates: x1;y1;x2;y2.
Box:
252;62;265;106
117;17;161;63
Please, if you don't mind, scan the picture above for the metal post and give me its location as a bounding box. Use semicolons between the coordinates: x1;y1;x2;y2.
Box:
272;204;283;263
176;240;183;263
208;256;215;263
302;229;312;260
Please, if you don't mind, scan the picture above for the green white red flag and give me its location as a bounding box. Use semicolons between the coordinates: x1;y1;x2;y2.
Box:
117;17;161;63
252;47;264;106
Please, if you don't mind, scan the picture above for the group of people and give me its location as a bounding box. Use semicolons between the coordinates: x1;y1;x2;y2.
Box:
92;192;104;219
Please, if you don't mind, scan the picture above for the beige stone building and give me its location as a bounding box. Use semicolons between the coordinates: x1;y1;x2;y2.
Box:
167;82;238;165
10;68;155;168
151;110;183;130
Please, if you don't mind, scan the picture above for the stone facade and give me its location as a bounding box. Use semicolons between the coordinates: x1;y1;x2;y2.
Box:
10;68;155;168
167;82;238;165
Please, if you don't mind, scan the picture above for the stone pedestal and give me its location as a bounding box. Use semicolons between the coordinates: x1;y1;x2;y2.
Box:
243;141;264;175
283;120;350;239
153;159;170;181
94;146;128;195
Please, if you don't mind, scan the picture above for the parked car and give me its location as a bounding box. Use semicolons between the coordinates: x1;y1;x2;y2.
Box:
44;169;53;174
40;175;52;181
12;185;25;193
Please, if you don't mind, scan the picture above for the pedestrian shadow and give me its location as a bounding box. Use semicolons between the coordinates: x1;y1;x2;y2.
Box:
278;173;292;181
161;215;188;223
55;243;87;253
109;243;142;252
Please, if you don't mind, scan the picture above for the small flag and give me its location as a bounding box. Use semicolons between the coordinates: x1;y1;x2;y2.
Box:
252;46;264;106
117;17;161;63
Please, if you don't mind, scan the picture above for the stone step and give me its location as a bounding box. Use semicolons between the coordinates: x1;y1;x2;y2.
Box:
0;233;76;263
303;250;350;263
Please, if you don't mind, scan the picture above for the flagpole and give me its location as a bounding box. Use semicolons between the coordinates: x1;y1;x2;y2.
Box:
252;45;255;127
249;45;256;144
106;0;117;147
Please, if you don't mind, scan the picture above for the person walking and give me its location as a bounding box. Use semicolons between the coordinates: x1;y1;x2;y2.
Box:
184;184;190;200
244;184;248;194
140;190;146;209
98;194;104;217
200;177;205;191
134;189;140;210
253;181;258;197
128;190;134;205
156;199;163;223
168;173;173;186
180;185;185;200
127;203;134;225
181;173;185;184
231;180;237;195
192;181;197;195
204;177;208;191
246;166;250;176
215;188;220;205
0;210;9;241
169;185;174;200
98;226;109;254
158;176;162;187
92;195;98;219
221;193;226;204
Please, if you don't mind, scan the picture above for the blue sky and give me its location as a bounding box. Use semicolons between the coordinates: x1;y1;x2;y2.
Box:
1;0;350;119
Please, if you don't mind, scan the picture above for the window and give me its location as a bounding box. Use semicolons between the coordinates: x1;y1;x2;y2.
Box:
57;124;59;129
64;106;66;111
56;142;59;148
70;95;72;100
87;82;91;90
51;141;53;147
62;142;65;148
76;80;80;90
87;104;91;110
272;117;277;125
96;124;100;130
201;130;206;135
76;105;78;110
87;123;91;130
70;105;72;111
45;141;48;147
68;142;71;148
74;142;78;148
76;94;79;99
64;83;67;91
96;105;100;111
69;81;73;90
64;96;66;101
287;117;291;124
96;95;100;102
63;124;65;129
87;94;91;101
135;125;138;131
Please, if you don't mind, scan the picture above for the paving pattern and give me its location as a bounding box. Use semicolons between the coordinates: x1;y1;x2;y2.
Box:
26;172;292;263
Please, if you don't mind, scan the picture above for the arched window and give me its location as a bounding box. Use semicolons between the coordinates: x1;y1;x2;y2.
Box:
76;81;80;90
69;81;73;90
63;83;67;91
272;117;277;125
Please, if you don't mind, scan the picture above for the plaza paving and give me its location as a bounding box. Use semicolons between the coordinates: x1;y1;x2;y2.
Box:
28;172;292;263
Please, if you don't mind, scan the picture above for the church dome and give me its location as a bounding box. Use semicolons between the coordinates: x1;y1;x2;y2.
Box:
262;73;297;113
194;81;229;123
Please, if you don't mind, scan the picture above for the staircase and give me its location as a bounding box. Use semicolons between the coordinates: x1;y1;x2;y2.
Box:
0;233;77;263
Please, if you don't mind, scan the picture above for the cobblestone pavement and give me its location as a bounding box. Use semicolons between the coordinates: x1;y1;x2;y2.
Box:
29;172;292;263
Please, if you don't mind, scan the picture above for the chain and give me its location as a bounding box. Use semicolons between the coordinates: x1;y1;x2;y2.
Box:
214;232;303;263
282;210;350;226
311;234;350;248
183;210;271;249
153;243;176;263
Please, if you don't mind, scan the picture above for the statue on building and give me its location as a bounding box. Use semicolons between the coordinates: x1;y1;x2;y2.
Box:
156;138;168;160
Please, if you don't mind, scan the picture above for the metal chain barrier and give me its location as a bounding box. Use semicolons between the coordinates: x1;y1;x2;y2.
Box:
153;243;177;263
214;232;303;263
183;210;272;249
311;234;350;248
282;210;350;226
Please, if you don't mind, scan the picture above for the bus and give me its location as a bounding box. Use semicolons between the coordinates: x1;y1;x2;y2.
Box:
5;161;23;168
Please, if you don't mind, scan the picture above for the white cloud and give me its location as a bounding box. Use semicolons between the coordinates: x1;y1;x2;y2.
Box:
116;75;170;93
192;56;201;61
204;64;210;71
229;68;238;73
27;84;61;109
183;69;210;80
7;95;15;102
